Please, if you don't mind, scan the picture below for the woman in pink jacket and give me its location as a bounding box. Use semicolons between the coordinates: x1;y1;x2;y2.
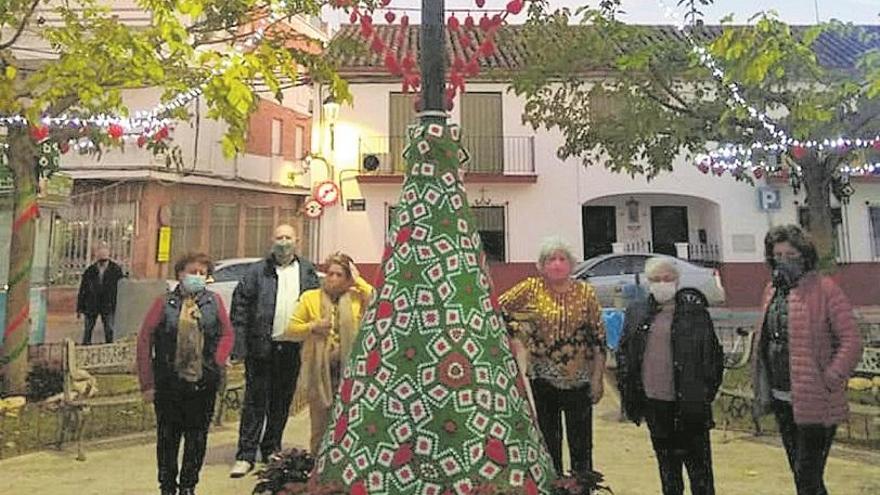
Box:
752;225;863;495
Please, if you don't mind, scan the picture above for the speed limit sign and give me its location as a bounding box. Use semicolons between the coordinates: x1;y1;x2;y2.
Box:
303;199;324;219
314;180;340;206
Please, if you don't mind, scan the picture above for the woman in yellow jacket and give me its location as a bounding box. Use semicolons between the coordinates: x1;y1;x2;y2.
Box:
286;252;373;454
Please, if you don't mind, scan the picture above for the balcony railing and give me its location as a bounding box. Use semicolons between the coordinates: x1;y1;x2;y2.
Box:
358;135;535;176
613;240;721;266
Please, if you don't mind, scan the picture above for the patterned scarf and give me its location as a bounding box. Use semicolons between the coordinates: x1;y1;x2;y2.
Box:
175;296;204;383
301;291;356;408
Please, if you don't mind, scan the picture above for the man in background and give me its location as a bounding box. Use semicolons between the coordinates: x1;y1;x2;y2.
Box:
77;243;124;345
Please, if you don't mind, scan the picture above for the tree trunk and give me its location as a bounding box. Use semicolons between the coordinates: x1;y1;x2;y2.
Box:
801;156;835;267
2;129;38;394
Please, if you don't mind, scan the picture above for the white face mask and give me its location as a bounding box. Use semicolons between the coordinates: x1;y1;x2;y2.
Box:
649;281;677;304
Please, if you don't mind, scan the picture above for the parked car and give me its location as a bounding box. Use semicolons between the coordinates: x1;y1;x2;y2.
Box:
573;253;726;307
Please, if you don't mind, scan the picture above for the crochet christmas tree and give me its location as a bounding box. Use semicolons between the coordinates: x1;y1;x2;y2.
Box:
310;121;556;494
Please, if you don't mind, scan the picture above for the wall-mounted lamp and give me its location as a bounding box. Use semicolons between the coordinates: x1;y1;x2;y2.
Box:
323;95;340;151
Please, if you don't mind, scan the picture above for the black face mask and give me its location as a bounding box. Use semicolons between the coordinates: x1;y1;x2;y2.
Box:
772;259;805;288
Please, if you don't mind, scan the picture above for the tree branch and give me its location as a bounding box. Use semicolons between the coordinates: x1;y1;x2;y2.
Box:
0;0;41;50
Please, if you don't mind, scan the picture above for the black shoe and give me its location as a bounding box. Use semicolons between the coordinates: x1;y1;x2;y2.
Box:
179;489;195;495
160;490;176;495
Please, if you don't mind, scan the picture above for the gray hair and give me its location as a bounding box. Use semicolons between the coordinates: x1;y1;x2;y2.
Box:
645;257;680;280
537;236;577;268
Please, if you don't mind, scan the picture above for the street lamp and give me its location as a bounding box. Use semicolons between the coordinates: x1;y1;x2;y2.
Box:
323;95;340;151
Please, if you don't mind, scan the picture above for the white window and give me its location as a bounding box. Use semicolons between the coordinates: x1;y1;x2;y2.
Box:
271;118;283;155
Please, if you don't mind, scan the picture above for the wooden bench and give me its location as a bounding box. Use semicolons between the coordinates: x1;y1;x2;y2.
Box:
214;364;309;427
57;338;138;461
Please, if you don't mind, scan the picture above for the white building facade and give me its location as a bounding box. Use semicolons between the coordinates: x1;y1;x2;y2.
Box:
307;26;880;307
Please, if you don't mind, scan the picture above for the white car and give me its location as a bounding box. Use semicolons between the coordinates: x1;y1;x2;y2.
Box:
573;253;726;307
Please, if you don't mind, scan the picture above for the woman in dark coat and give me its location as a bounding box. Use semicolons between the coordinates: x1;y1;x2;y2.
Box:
752;225;862;495
619;257;724;495
137;252;234;495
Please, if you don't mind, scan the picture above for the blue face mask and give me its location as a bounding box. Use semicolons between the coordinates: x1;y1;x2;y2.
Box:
181;274;207;294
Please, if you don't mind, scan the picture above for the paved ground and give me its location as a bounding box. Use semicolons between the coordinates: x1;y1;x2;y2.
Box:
3;391;879;495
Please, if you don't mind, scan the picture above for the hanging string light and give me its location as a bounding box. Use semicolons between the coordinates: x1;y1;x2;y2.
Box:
655;0;880;179
0;0;324;142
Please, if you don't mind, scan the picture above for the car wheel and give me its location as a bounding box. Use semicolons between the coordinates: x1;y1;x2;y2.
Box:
677;289;708;307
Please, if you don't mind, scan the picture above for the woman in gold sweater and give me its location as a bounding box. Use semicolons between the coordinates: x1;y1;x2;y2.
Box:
286;253;373;454
500;236;606;477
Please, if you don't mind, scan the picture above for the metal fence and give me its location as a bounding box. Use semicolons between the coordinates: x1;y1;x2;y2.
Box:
49;182;140;285
358;135;536;175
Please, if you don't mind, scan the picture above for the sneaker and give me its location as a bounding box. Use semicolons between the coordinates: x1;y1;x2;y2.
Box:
229;460;254;478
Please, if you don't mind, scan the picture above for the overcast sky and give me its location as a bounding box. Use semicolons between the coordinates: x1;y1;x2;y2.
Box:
324;1;879;25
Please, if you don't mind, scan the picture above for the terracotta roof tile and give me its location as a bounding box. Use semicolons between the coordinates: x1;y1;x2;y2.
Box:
330;24;880;75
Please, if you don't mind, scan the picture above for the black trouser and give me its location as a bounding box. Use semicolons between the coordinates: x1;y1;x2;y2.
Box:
236;342;301;463
155;387;216;491
530;378;593;475
82;311;114;344
646;399;715;495
772;400;837;495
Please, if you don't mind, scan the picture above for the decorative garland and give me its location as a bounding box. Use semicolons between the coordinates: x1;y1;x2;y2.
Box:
653;1;880;180
341;0;529;110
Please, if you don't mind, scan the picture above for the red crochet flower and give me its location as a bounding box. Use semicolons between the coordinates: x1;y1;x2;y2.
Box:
437;352;472;389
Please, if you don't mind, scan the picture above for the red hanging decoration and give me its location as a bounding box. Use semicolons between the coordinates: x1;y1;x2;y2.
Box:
384;54;401;75
401;55;415;71
137;135;147;148
465;58;480;77
791;145;807;160
349;10;358;23
154;126;170;142
753;167;765;179
873;139;880;151
464;15;475;29
380;0;391;6
384;11;395;24
30;125;49;142
491;14;504;29
506;0;525;15
479;14;491;32
479;38;496;57
448;15;460;32
476;0;486;7
370;36;386;54
400;14;409;28
697;161;710;174
108;123;124;139
59;141;70;154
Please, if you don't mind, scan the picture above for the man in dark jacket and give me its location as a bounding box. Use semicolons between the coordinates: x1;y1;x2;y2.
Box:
618;257;724;495
229;224;319;477
77;244;124;345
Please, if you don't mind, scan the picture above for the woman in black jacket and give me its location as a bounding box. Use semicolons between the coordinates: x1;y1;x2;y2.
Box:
618;257;724;495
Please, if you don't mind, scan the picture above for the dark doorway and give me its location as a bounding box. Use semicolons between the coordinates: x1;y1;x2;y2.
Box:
582;206;617;259
651;206;688;256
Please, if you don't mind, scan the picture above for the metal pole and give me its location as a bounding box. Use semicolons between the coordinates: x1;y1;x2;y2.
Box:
420;0;446;124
